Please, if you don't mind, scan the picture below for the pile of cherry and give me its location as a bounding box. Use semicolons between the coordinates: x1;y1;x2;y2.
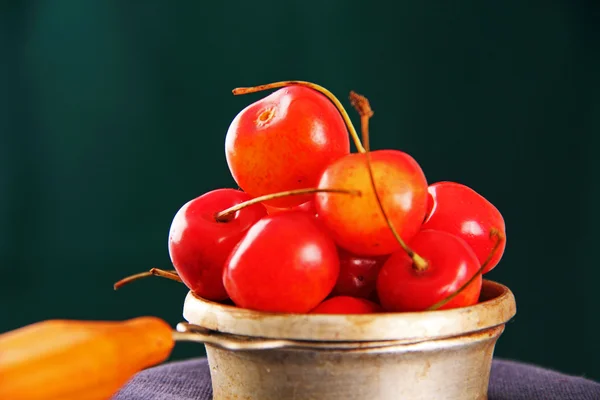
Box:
118;81;506;315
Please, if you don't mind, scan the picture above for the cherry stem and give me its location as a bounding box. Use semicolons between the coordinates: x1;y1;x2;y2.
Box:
113;268;182;290
214;187;361;222
349;91;374;151
232;81;366;153
348;91;428;271
426;228;505;311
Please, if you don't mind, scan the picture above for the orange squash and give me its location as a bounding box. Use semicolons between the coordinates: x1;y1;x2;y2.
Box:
0;317;174;400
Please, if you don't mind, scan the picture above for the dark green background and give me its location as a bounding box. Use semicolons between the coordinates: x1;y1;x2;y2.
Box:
2;0;599;381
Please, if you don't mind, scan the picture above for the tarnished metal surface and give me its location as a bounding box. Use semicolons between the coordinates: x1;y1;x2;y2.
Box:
182;280;516;342
206;326;502;400
180;280;516;400
175;323;461;350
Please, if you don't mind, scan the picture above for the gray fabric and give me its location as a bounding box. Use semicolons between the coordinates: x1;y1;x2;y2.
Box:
114;358;600;400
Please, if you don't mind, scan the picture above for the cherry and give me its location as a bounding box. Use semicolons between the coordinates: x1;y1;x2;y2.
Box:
225;85;351;208
316;150;428;256
423;182;506;274
223;211;339;313
264;200;317;216
376;230;483;312
311;296;382;314
330;248;388;299
168;189;267;301
264;200;326;232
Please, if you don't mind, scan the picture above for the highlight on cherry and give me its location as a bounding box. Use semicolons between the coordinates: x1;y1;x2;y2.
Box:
114;80;507;315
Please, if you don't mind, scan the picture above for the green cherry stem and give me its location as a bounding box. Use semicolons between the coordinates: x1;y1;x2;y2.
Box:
348;91;428;271
232;81;366;154
214;187;361;222
427;228;505;311
113;268;182;290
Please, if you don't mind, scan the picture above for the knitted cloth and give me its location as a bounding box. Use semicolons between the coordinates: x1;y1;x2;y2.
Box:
114;357;600;400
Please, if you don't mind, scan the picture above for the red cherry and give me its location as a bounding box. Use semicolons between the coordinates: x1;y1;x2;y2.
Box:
168;189;267;301
311;296;382;314
316;149;428;256
331;248;388;299
223;212;340;313
423;182;506;274
368;290;381;305
225;86;350;208
376;230;482;312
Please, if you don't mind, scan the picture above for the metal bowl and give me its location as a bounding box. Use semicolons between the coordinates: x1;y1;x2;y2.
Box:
179;279;516;400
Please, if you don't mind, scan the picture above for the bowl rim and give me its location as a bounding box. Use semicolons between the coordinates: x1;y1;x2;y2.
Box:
182;279;516;342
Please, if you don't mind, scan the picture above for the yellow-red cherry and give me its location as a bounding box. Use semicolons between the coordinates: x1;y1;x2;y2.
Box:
168;189;266;301
225;86;350;208
423;182;506;274
316;150;428;256
223;211;340;313
311;296;382;314
376;229;482;312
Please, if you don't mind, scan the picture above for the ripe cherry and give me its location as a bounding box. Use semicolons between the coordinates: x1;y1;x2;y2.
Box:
225;85;350;208
168;189;267;301
223;211;339;313
316;150;428;256
311;296;382;314
376;230;482;312
423;182;506;274
330;248;388;299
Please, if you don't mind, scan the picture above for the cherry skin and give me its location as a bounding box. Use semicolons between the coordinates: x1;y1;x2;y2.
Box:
316;149;428;256
423;182;506;274
311;296;382;314
168;189;267;301
330;248;388;299
225;85;350;208
264;200;317;216
223;211;340;313
264;200;325;231
376;229;482;312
